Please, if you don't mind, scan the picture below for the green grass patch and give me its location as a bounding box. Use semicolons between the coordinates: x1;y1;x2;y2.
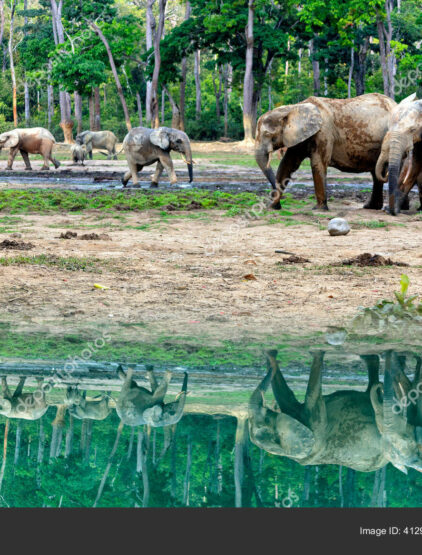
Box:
0;253;102;272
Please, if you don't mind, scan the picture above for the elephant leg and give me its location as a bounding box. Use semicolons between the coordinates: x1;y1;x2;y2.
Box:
112;145;118;161
146;368;159;392
20;150;32;170
273;147;305;210
151;161;164;187
129;163;142;186
417;175;422;211
1;377;11;399
6;147;19;169
360;355;380;391
151;371;172;403
310;152;328;210
12;377;26;399
122;170;132;187
364;171;384;210
49;151;60;169
304;351;327;428
268;351;303;421
160;154;177;185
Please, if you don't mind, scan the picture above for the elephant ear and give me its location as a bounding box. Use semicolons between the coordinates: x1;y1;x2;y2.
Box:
398;93;417;106
143;405;163;425
150;128;170;150
2;131;19;148
276;413;315;458
283;103;323;148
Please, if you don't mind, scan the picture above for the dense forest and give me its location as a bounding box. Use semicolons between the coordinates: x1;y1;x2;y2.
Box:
0;0;420;144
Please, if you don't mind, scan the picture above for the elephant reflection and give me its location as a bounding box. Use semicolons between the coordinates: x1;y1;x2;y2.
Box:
0;377;48;420
64;386;111;421
116;366;188;427
248;350;422;473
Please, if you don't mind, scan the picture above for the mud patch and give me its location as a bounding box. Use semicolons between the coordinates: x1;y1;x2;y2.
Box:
279;255;311;264
59;231;111;241
339;253;409;267
0;239;34;250
59;231;78;239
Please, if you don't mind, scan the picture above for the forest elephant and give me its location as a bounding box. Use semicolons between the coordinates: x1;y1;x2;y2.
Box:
255;93;397;210
116;365;188;427
75;130;118;160
0;377;48;420
248;350;422;473
375;94;422;214
0;127;60;171
64;386;111;421
70;143;87;165
121;126;194;187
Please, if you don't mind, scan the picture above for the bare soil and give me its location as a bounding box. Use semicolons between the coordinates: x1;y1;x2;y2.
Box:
1;195;421;345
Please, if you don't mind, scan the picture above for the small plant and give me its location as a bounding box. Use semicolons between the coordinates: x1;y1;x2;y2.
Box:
351;274;422;333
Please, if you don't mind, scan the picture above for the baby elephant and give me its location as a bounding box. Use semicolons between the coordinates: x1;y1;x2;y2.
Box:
0;377;48;420
116;365;188;427
64;386;111;421
70;143;87;165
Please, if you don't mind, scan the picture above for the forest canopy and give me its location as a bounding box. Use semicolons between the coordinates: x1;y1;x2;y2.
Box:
0;0;420;143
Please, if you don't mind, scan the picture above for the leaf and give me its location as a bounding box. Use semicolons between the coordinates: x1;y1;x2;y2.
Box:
400;274;410;295
243;274;257;281
93;284;110;290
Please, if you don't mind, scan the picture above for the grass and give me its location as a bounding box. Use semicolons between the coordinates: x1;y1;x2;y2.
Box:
0;188;309;215
0;254;103;272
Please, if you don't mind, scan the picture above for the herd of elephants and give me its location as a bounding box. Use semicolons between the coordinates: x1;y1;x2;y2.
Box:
1;349;422;476
0;92;421;214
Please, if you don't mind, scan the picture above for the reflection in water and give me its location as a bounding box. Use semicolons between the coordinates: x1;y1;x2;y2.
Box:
0;350;421;507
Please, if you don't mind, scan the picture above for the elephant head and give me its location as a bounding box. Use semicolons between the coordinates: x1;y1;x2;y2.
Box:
375;93;422;214
370;351;422;473
0;130;19;150
142;372;188;427
248;355;315;458
150;127;194;182
255;102;322;206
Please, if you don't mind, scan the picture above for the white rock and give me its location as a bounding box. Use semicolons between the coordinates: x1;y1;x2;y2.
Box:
327;218;350;236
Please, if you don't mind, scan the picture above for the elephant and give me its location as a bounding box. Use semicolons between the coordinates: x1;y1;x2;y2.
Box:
121;126;193;187
75;130;118;160
64;386;111;421
248;350;422;473
0;127;60;171
116;365;188;427
375;94;422;214
255;93;397;210
0;377;48;420
70;143;87;165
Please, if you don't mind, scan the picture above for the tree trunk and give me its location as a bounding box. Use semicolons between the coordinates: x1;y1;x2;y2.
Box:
23;0;30;125
90;22;132;131
65;415;74;458
94;87;101;130
74;92;83;135
93;422;124;507
183;440;192;506
376;1;395;99
51;1;74;142
0;419;9;492
89;93;95;131
47;61;54;130
179;2;191;131
161;88;165;124
163;86;181;129
150;0;167;129
194;49;201;120
212;63;223;124
14;421;22;466
347;47;354;98
145;0;155;123
243;0;255;143
310;38;320;96
234;416;248;508
223;63;232;137
0;2;4;73
8;0;17;127
136;92;143;126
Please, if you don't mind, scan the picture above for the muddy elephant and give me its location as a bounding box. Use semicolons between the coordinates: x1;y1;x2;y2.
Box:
75;130;118;160
116;366;188;427
0;377;48;420
0;127;60;171
248;350;422;473
121;126;193;187
64;386;111;421
70;143;87;165
375;94;422;214
255;93;397;210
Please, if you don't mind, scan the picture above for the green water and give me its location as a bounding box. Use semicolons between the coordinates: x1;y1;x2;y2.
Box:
0;342;421;508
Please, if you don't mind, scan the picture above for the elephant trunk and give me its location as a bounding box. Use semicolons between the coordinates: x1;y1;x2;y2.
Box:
375;144;389;182
183;141;194;182
387;132;407;215
383;352;405;437
172;372;188;423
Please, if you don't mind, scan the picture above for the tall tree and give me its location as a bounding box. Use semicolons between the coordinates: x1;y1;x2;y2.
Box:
243;0;255;142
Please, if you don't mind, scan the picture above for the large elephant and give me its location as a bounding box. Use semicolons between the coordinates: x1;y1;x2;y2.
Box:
248;350;422;473
116;365;188;427
121;126;193;187
375;94;422;214
255;93;397;210
64;386;111;421
75;130;118;160
0;127;60;171
0;377;48;420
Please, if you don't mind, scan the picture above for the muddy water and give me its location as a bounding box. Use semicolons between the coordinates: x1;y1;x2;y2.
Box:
0;337;421;508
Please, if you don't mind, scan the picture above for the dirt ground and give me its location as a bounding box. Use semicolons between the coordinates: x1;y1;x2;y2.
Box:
1;191;421;345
